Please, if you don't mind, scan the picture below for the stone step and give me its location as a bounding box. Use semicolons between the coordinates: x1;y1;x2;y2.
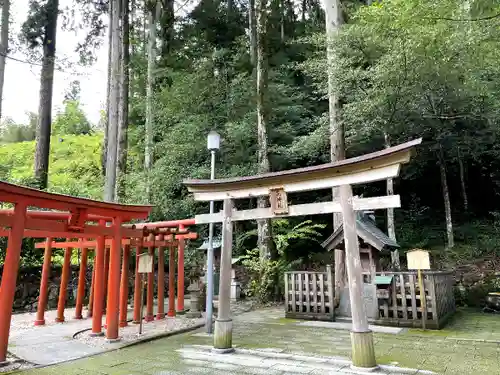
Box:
175;346;434;375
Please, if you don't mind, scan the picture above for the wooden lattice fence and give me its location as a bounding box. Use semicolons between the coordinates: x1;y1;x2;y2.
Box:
284;266;334;321
371;271;455;329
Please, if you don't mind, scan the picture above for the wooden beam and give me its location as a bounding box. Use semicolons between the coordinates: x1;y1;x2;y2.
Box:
195;195;401;224
0;215;145;238
33;232;197;249
191;164;400;201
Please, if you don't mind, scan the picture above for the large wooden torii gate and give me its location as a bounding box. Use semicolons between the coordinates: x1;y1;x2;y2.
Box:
184;138;421;369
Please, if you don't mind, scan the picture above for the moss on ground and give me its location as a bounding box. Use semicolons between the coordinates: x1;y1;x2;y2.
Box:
13;308;500;375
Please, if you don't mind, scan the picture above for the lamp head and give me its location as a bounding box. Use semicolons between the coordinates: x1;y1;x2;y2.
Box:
207;130;220;150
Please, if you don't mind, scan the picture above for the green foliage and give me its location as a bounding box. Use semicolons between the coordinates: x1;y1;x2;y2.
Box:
7;0;500;278
52;100;92;135
240;220;325;302
0;118;36;144
0;134;103;199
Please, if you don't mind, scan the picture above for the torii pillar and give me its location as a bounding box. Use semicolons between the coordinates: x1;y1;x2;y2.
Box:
91;224;106;337
0;202;27;363
106;217;123;341
74;240;88;319
56;244;73;323
177;237;185;314
119;245;130;327
156;237;166;320
213;200;234;352
145;235;155;322
340;184;376;369
34;237;53;326
133;238;144;324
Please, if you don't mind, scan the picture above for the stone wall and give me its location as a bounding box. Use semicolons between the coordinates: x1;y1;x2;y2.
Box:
3;264;90;312
4;263;184;312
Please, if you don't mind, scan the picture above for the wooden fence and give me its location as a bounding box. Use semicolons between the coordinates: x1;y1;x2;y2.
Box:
284;266;334;321
364;271;455;329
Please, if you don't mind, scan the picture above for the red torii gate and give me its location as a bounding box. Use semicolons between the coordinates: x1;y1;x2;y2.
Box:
0;181;197;364
32;229;197;332
0;181;151;363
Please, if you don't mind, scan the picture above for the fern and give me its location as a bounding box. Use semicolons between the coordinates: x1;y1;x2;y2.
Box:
239;219;326;302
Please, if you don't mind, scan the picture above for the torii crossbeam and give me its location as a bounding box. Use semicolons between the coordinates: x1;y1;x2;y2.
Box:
184;138;422;369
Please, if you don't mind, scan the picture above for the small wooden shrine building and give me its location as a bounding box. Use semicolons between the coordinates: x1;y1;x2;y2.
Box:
321;212;399;275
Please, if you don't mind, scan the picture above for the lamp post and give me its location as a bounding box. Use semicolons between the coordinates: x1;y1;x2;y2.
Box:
206;130;220;333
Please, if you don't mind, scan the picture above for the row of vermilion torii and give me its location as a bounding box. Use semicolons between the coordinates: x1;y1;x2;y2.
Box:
31;219;198;336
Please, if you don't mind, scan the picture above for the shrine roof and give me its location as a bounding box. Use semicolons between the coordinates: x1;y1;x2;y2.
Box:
184;138;422;201
0;180;152;221
321;213;399;252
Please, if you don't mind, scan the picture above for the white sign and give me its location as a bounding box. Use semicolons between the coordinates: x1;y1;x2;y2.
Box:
407;249;430;270
138;254;153;273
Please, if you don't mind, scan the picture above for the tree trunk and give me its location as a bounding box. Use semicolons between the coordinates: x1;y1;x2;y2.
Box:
34;0;59;190
325;0;344;230
439;146;454;249
325;0;345;303
116;0;130;201
457;147;468;211
384;133;399;269
102;2;114;176
280;0;285;42
103;0;121;202
256;0;273;259
249;0;257;66
144;1;161;202
0;0;10;121
161;0;174;59
301;0;306;22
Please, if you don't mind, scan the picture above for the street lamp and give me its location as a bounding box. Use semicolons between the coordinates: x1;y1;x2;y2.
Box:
205;130;220;333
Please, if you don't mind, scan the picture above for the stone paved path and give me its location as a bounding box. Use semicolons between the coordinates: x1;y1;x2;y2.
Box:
8;298;196;365
7;298;256;367
12;307;500;375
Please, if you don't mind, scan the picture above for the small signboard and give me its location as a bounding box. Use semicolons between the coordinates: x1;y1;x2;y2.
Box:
269;188;289;215
138;253;153;273
406;249;430;270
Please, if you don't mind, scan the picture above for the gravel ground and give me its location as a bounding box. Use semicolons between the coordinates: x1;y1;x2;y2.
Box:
74;314;205;349
0;355;33;373
10;306;88;334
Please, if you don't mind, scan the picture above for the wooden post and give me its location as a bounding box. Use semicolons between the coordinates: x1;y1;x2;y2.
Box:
133;237;143;323
105;217;122;341
0;202;27;363
56;245;73;323
334;248;346;308
167;244;176;317
91;226;106;336
177;237;185;314
339;184;376;369
34;237;53;326
156;241;165;320
87;265;95;318
213;199;234;352
326;264;334;319
139;274;146;334
119;245;130;327
418;269;426;330
103;247;110;313
74;240;88;319
145;235;155;322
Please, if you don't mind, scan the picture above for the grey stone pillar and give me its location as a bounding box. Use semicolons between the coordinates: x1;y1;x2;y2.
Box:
213;199;234;353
